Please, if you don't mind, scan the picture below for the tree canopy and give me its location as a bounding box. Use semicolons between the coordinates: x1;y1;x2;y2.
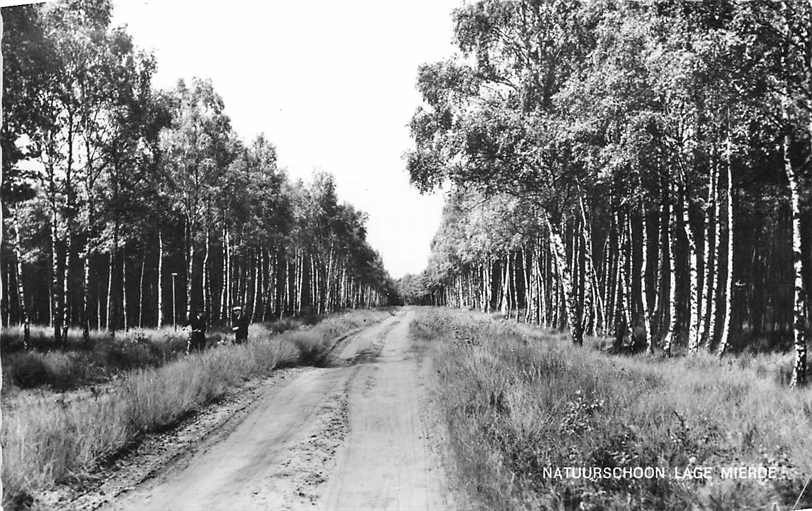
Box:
1;0;395;345
406;0;811;385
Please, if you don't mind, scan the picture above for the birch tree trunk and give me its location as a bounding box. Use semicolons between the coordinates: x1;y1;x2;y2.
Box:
96;281;101;330
310;254;316;313
705;161;722;350
261;249;269;321
698;159;717;348
481;260;488;312
662;196;678;357
537;241;546;325
252;250;261;322
61;242;70;342
545;215;582;345
298;250;304;315
106;252;113;331
110;163;120;337
12;207;30;348
510;251;519;320
653;200;666;327
641;211;653;354
82;230;92;342
241;257;249;307
600;234;610;329
157;230;164;327
185;220;194;322
522;246;531;322
271;250;278;317
613;214;632;350
683;183;701;354
0;12;4;500
579;196;601;335
51;196;62;342
223;227;231;321
500;255;509;316
60;115;78;343
787;123;807;386
624;215;634;339
340;262;347;309
138;255;145;328
202;228;210;316
282;256;289;318
606;217;617;335
122;250;128;331
325;243;334;313
717;134;734;357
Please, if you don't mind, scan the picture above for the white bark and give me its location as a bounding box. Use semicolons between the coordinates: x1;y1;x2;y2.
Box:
157;230;164;327
545;215;583;345
185;222;194;322
578;196;602;335
706;162;722;350
683;183;701;354
698;160;717;348
1;14;5;502
138;256;145;328
106;252;113;331
641;211;653;354
122;251;128;331
717;135;734;356
788;120;808;386
662;196;677;357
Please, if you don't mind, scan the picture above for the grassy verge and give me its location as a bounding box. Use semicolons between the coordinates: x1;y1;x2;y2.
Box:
2;308;391;508
1;319;306;393
412;308;812;510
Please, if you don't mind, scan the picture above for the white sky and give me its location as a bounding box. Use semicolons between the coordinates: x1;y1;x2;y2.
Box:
110;0;459;279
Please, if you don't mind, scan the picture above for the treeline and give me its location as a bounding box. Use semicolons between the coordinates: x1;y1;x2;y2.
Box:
404;1;811;385
1;0;394;347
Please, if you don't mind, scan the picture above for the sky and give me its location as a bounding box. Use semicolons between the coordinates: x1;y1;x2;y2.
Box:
110;0;460;279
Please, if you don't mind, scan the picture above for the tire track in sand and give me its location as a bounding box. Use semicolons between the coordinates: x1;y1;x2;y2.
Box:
103;310;454;511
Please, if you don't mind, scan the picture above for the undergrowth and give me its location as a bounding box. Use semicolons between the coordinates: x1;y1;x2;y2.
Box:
1;318;308;393
412;308;812;511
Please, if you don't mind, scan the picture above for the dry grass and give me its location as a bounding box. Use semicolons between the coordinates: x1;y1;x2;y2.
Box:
1;308;391;508
1;319;313;393
412;308;812;511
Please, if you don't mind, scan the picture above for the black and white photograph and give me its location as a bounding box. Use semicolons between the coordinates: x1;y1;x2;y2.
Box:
0;0;811;510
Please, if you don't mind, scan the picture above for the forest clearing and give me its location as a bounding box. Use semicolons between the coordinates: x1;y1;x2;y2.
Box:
2;0;812;510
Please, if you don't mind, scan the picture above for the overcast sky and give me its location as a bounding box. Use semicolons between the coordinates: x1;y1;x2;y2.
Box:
111;0;459;279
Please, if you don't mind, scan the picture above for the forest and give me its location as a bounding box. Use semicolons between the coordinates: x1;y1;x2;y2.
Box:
0;0;395;350
402;0;812;386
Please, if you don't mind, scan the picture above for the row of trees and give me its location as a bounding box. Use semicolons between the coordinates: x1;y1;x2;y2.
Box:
1;0;394;347
404;0;811;386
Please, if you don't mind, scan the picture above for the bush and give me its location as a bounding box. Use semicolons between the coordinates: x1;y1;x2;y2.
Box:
5;353;49;389
288;332;330;367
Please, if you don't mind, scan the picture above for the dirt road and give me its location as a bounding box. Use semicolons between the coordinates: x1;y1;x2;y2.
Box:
103;310;455;511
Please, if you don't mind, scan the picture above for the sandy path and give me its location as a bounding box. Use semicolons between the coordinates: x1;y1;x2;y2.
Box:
323;311;454;511
103;310;454;511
